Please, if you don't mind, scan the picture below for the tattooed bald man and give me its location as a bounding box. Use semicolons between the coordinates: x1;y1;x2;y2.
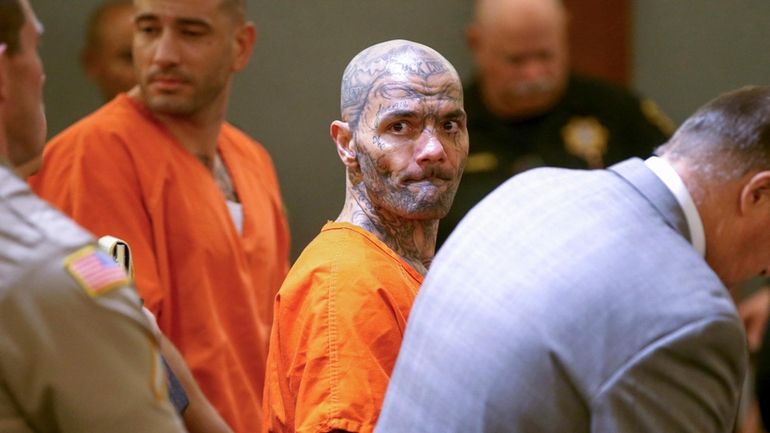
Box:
262;39;469;433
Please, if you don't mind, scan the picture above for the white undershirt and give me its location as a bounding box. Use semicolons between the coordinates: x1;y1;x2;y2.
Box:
226;200;244;234
644;156;706;257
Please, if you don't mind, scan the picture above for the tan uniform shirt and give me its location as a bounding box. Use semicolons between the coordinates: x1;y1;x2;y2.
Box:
0;164;186;433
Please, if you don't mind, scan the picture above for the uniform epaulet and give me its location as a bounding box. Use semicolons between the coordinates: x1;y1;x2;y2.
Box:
641;98;676;136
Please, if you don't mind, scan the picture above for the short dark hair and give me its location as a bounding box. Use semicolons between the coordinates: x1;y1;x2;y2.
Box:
0;0;24;56
658;86;770;180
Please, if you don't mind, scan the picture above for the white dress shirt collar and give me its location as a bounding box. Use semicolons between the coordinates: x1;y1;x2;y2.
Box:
644;156;706;257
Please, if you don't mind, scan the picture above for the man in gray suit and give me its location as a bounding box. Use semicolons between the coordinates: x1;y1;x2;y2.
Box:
374;86;770;432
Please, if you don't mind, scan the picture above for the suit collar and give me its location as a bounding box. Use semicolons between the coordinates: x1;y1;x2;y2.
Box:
609;157;693;244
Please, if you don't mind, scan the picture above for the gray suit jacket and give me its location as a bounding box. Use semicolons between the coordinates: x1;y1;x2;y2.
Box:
375;158;747;433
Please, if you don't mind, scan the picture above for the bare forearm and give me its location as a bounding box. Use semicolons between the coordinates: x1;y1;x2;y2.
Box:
159;334;234;433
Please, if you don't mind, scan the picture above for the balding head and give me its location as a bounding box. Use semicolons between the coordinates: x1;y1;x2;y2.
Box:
83;0;133;52
472;0;565;31
339;39;462;131
468;0;569;119
82;0;135;101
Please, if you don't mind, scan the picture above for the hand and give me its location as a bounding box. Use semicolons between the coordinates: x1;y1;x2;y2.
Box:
738;287;770;352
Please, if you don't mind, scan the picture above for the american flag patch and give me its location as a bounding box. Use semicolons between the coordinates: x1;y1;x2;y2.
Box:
65;246;129;297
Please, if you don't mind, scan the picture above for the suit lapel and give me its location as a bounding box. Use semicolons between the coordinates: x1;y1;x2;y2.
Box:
609;158;691;243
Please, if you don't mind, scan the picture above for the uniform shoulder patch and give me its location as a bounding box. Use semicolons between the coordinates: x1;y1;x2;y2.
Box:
64;245;130;297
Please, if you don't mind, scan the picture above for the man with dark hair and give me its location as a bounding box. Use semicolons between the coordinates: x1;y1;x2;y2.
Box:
1;0;185;431
377;86;770;432
263;39;468;433
81;0;135;101
30;0;290;430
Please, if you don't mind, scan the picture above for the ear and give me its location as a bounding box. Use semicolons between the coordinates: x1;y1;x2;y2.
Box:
330;120;357;168
739;170;770;215
232;21;257;72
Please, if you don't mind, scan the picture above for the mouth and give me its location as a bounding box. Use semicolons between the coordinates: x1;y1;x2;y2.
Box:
509;80;557;98
403;178;451;191
148;73;189;91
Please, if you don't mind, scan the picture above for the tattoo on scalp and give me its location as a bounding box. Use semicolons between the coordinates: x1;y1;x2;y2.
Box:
340;44;455;131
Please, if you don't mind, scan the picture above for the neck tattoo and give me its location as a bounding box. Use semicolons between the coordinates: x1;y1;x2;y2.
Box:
198;152;239;202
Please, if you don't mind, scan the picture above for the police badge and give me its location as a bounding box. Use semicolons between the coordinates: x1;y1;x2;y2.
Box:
561;116;609;168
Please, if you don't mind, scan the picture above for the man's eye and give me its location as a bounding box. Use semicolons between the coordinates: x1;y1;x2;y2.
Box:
137;25;159;35
443;120;460;133
390;122;408;133
180;26;208;37
505;55;525;66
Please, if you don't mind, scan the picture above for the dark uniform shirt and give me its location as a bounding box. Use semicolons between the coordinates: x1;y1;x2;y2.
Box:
440;74;672;245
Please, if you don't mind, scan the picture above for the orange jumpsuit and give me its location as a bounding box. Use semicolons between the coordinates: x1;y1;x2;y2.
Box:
31;94;290;433
263;222;422;433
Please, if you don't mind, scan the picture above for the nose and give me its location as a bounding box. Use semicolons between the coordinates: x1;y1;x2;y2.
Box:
153;29;181;66
415;130;447;165
518;58;548;82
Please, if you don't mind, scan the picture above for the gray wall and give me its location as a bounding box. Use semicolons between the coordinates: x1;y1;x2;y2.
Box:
633;0;770;125
36;0;770;259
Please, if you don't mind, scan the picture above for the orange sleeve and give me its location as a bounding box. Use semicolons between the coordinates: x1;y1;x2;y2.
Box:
264;233;410;433
31;126;167;316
